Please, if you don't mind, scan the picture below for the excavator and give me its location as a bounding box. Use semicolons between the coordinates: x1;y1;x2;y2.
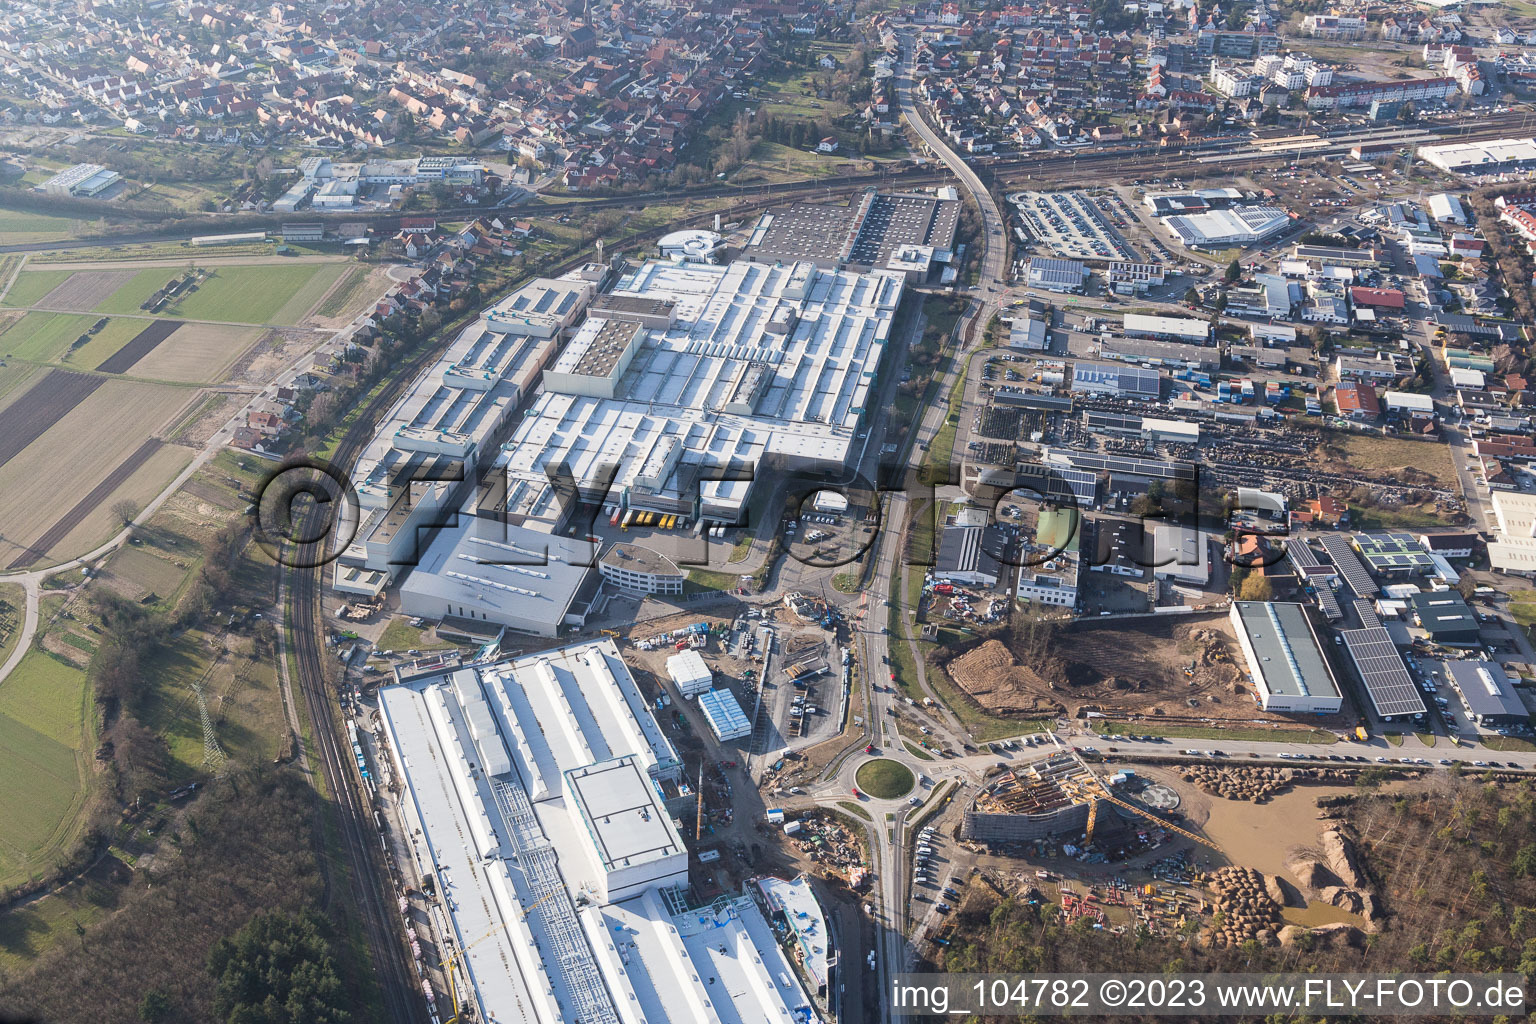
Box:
1077;767;1222;854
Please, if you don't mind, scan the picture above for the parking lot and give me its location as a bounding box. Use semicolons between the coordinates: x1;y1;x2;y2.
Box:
748;623;847;751
1010;190;1142;262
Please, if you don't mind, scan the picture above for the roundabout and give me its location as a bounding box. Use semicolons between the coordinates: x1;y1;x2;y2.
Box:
856;758;916;800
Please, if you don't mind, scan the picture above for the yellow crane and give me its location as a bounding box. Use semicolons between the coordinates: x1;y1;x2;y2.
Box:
437;922;508;1024
438;892;566;1021
521;889;560;919
1076;768;1223;854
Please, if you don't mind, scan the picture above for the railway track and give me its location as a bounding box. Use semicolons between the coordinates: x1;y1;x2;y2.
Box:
278;218;780;1022
9;107;1534;257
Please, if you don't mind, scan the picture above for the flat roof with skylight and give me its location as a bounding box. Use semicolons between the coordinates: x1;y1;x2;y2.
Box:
376;640;824;1024
1230;601;1343;713
494;258;904;525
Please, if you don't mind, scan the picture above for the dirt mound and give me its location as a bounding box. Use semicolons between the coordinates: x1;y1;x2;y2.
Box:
946;639;1064;716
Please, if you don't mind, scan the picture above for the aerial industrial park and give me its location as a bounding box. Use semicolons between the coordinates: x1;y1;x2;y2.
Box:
11;0;1536;1020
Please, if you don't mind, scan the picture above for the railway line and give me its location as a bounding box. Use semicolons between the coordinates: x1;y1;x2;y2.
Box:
210;96;1536;1024
6;107;1534;259
278;213;794;1022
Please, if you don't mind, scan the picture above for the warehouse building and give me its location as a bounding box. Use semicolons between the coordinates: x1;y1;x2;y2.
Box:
934;524;1003;587
1099;336;1216;371
377;641;823;1024
1070;361;1162;399
1165;206;1291;248
1026;257;1090;293
1444;660;1530;727
42;162;121;197
1409;591;1480;645
494;258;903;528
1123;313;1210;343
397;519;601;636
1418;138;1536;178
1151;523;1211;586
1229;601;1344;713
1009;317;1050;351
337;272;599;598
1489;490;1536;574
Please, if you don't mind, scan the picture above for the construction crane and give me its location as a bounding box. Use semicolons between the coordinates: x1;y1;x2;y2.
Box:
521;889;561;919
437;922;509;1024
695;762;705;840
1076;767;1223;855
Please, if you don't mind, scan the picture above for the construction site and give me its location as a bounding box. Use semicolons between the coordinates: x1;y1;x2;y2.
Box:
962;753;1221;861
942;613;1329;727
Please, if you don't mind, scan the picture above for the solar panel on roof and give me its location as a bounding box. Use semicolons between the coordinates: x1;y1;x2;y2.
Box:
1285;541;1320;568
1340;626;1425;717
1314;585;1343;621
1319;535;1379;597
1056;450;1197;481
1353;598;1381;629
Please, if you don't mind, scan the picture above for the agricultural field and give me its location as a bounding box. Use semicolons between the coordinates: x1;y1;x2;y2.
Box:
122;323;264;383
0;311;141;366
0;268;75;308
159;262;347;324
0;581;21;670
0;378;194;568
0;362;40;419
34;269;143;312
0;257;374;568
313;264;371;319
0;649;92;890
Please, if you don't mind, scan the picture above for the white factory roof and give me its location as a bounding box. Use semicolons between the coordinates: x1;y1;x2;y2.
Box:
399;520;598;636
1123;313;1210;340
587;888;819;1024
1488;490;1536;573
351;276;591;512
755;875;832;991
568;756;684;872
497;259;902;522
377;641;821;1024
1419;137;1536;173
1166;206;1289;246
1382;390;1435;413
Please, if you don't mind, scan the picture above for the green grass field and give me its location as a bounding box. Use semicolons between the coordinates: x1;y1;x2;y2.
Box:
162;263;347;324
66;318;149;370
0;650;92;889
0;312;142;366
1;269;75;308
0;582;22;671
0;209;82;246
91;268;182;316
376;618;456;653
0;362;38;408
